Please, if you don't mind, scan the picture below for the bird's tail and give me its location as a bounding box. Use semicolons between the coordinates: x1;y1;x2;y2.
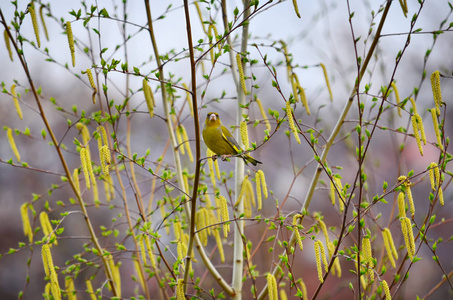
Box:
243;154;262;166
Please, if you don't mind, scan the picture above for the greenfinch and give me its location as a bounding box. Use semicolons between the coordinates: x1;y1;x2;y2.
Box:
202;112;262;166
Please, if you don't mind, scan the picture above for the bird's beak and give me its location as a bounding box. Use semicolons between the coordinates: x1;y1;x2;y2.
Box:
209;114;217;121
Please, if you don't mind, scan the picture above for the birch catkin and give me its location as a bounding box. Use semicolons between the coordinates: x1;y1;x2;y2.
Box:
66;21;75;67
29;3;40;48
236;53;248;95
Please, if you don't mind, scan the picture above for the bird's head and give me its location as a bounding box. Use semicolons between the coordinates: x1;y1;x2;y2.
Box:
205;112;221;127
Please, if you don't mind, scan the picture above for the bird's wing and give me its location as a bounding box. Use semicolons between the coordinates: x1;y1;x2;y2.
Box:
220;126;241;154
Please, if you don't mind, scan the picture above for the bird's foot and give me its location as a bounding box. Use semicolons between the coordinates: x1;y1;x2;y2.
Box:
221;154;232;161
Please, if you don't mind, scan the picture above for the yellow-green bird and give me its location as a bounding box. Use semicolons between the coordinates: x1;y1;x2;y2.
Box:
202;112;262;166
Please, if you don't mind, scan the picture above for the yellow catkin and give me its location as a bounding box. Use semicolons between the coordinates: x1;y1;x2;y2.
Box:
383;228;397;268
80;142;95;189
255;172;262;212
181;125;193;162
397;191;406;218
314;241;324;282
39;5;49;41
107;255;121;297
11;85;23;120
196;208;208;246
204;208;212;236
98;125;109;147
211;23;220;50
438;187;444;206
317;217;330;245
173;219;182;241
286;101;301;144
328;242;341;277
330;180;336;206
247;177;256;208
182;83;193;116
133;259;146;292
428;167;435;190
292;0;301;18
143;79;155;118
291;74;300;103
429;162;437;190
334;177;345;212
281;41;291;81
258;170;268;199
176;126;185;155
86;150;96;188
299;279;308;300
319;241;328;272
42;244;61;300
193;1;207;34
401;217;415;260
177;240;185;267
40;211;57;245
236;53;248;95
29;4;40;48
218;196;230;237
240;121;250;149
390;82;402;117
176;278;185;300
267;273;278;300
86;280;97;300
237;176;255;209
200;60;206;75
65;277;76;300
44;282;51;300
214;156;221;180
160;203;170;235
362;237;374;281
104;174;114;202
139;235;147;265
80;148;91;190
411;115;423;156
208;26;214;65
7;127;21;162
72;168;80;195
386;228;399;261
243;185;252;218
280;289;288;300
293;214;304;251
4;28;13;61
431;108;443;150
381;280;392;300
20;203;33;243
405;183;415;218
76;123;91;145
430;70;442;115
100;145;110;176
86;69;97;104
144;234;156;269
256;98;271;132
213;225;225;262
234;175;249;206
207;149;217;188
297;85;310;115
409;97;418;115
416;114;426;145
65;21;75;67
320;63;333;101
183;172;190;195
329;180;337;206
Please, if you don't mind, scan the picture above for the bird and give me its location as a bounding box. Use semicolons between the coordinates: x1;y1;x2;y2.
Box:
202;112;262;166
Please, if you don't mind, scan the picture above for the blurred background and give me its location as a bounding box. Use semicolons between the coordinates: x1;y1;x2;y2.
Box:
0;0;452;299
